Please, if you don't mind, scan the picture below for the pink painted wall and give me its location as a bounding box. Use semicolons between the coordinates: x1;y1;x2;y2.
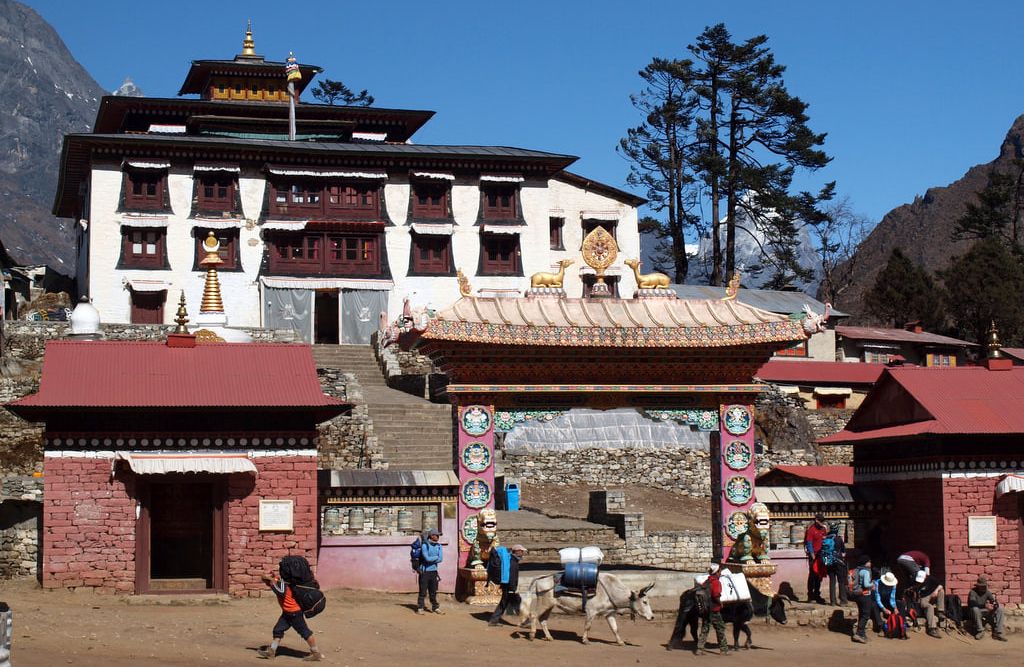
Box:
317;515;458;593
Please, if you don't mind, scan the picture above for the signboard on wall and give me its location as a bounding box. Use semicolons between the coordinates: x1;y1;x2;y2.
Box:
968;515;997;547
259;499;295;532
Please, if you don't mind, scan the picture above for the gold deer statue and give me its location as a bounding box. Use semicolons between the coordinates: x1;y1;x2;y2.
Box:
624;258;670;289
530;259;574;289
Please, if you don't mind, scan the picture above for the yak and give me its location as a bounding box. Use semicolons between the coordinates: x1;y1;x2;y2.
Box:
667;582;787;651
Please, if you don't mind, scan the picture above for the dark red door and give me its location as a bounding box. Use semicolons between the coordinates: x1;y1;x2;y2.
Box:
130;290;165;324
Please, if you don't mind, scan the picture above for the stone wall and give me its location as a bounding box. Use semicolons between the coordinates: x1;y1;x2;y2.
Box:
315;368;385;470
0;376;43;474
806;409;856;466
0;498;40;577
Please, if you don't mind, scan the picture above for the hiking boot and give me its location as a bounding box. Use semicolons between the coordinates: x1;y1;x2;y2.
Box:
432;607;445;615
415;608;425;615
694;648;706;656
927;628;941;638
851;635;867;644
974;632;984;640
257;647;276;659
303;651;323;662
994;635;1008;642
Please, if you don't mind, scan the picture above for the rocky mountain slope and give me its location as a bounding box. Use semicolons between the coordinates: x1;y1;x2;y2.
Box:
0;0;104;270
835;114;1024;321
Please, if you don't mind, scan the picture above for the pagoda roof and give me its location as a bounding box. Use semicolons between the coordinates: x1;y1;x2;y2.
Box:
92;95;435;140
406;296;809;348
53;133;577;217
178;57;322;97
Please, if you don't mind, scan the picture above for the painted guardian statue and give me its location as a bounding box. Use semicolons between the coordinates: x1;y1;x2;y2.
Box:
726;502;772;564
469;508;500;568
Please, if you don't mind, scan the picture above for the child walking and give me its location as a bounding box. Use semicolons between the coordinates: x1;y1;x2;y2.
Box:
258;567;324;661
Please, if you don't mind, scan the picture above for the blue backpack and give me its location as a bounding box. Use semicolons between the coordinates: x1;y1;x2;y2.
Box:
820;535;837;565
410;537;423;571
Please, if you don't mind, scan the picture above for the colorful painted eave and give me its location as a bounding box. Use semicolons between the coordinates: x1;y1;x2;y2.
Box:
411;296;814;349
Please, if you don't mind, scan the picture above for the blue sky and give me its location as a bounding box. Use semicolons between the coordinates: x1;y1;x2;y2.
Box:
23;0;1024;225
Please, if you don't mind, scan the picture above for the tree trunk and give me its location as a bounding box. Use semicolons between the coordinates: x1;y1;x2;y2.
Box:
709;77;722;286
725;94;740;279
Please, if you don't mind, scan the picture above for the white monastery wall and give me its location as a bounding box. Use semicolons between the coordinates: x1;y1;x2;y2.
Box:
86;166;640;327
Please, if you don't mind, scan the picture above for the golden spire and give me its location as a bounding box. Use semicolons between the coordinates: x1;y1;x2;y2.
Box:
988;320;1004;359
242;20;256;56
199;232;225;314
174;290;190;334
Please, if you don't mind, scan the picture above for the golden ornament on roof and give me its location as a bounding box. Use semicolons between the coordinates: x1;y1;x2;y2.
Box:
457;269;472;297
581;226;618;285
241;20;256;56
173;290;190;334
722;271;741;300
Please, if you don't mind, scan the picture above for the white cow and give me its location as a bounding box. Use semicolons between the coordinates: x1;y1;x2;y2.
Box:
521;573;655;645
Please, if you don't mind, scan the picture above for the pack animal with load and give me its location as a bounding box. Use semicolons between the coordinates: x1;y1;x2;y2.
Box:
668;571;787;651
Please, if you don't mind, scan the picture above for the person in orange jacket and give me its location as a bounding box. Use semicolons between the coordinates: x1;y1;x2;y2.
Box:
257;570;323;661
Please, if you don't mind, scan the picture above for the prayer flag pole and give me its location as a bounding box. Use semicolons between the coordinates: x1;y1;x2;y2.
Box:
285;52;302;141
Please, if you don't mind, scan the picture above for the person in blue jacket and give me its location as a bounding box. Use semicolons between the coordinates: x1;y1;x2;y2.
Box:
416;529;444;615
488;544;527;626
873;571;899;635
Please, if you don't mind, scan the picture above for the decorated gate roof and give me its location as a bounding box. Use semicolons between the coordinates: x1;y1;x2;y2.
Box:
407;296;811;348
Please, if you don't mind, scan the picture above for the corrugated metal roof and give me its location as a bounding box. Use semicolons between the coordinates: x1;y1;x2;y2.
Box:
321;469;459;488
9;341;347;410
836;325;977;347
757;360;886;386
756;486;854;504
671;285;846;318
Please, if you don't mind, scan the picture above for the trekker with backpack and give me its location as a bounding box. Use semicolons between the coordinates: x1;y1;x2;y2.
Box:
913;570;945;638
822;522;848;606
804;514;828;604
487;544;527;626
416;529;444;615
258;556;325;661
874;571;906;639
851;555;874;644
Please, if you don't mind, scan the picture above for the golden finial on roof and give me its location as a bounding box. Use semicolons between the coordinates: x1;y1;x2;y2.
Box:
988;320;1004;359
457;268;472;297
581;227;618;282
722;270;741;300
199;232;225;314
173;290;190;334
241;20;256;56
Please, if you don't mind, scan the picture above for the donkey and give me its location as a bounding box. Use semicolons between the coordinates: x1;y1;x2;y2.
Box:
668;583;787;650
522;572;655;646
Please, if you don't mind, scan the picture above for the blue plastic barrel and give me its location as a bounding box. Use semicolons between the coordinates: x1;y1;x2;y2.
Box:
506;482;520;511
563;562;599;589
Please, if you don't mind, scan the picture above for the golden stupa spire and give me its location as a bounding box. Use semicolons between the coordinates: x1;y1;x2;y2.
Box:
199;231;225;314
173;290;190;334
241;20;256;57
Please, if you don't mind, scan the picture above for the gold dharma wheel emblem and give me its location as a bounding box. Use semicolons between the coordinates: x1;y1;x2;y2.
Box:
581;226;618;285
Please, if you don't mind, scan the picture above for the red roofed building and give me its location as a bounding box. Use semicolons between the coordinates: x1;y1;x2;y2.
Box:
835;324;976;366
8;339;347;595
756;360;886;410
821;355;1024;602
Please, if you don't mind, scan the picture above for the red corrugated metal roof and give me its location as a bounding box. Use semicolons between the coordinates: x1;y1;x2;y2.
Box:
770;465;854;485
821;365;1024;444
9;341;346;410
1000;347;1024;362
756;360;886;385
835;325;977;347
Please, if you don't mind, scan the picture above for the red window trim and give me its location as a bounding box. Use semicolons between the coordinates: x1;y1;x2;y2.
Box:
195;173;237;214
271;179;380;219
411;233;451;274
120;228;167;269
268;232;382;275
124;170;167;212
482;185;517;220
411;181;450;219
130;290;166;324
194;230;240;270
549;217;565;250
479;233;520;275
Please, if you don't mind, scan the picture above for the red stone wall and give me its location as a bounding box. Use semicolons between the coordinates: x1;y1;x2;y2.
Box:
42;457;136;593
943;476;1022;603
227;455;318;597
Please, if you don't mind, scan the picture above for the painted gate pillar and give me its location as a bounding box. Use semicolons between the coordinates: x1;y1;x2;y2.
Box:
455;404;496;567
714;403;757;561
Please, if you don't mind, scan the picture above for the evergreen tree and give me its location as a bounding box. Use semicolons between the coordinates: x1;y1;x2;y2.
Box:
864;248;944;330
953;160;1024;248
618;59;700;282
939;237;1024;346
311;79;374;106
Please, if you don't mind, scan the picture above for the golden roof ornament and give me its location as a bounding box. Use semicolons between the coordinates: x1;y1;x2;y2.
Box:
199;232;225;314
241;20;256;56
722;270;741;300
457;268;472;297
988;320;1004;359
173;290;190;334
581;226;618;285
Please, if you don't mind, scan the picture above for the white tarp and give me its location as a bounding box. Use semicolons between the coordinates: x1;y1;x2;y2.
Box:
813;387;852;396
116;452;257;475
261;277;393;291
996;474;1024;497
503;408;710;454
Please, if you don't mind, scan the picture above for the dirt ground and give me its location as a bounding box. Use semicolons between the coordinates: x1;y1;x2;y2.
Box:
0;578;1014;667
520;483;712;532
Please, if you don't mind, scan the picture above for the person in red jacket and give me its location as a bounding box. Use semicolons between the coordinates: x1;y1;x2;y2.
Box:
696;563;729;656
804;513;828;604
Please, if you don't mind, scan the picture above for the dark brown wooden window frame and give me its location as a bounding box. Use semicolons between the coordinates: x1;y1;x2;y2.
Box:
129;289;167;325
271;179;380;219
549;217;565;250
482;184;518;221
268;232;382;276
412;181;450;219
124;169;168;212
193;229;241;271
410;232;452;275
195;173;237;215
479;233;521;276
120;227;168;270
582;219;617;240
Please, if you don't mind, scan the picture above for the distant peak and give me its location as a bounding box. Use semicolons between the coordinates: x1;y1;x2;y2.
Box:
113;76;143;97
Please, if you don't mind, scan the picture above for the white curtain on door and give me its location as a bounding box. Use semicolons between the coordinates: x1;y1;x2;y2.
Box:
341;289;388;344
264;287;313;343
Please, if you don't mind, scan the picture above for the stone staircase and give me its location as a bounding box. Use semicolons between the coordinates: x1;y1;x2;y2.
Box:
312;345;453;470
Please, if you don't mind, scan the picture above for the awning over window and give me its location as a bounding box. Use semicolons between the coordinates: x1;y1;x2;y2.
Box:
261;277;394;291
262;220;308;231
124;279;171;293
194;163;241;173
120;215;169;228
410;223;454;235
481;225;522;234
581;211;620;221
412;171;456;181
996;474;1024;497
190;218;246;230
116;452;258;475
813;387;853;396
480;174;524;183
124;160;171;170
267;166;387;179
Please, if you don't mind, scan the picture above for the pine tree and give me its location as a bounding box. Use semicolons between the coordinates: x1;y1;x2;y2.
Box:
953;160;1024;248
940;237;1024;346
311;79;374;107
864;248;945;330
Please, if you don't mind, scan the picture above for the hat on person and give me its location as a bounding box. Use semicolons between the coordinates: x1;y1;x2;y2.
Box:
511;544;528;553
427;529;441;538
881;572;898;587
708;563;720;574
915;570;927;584
976;575;988;587
828;522;841;534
